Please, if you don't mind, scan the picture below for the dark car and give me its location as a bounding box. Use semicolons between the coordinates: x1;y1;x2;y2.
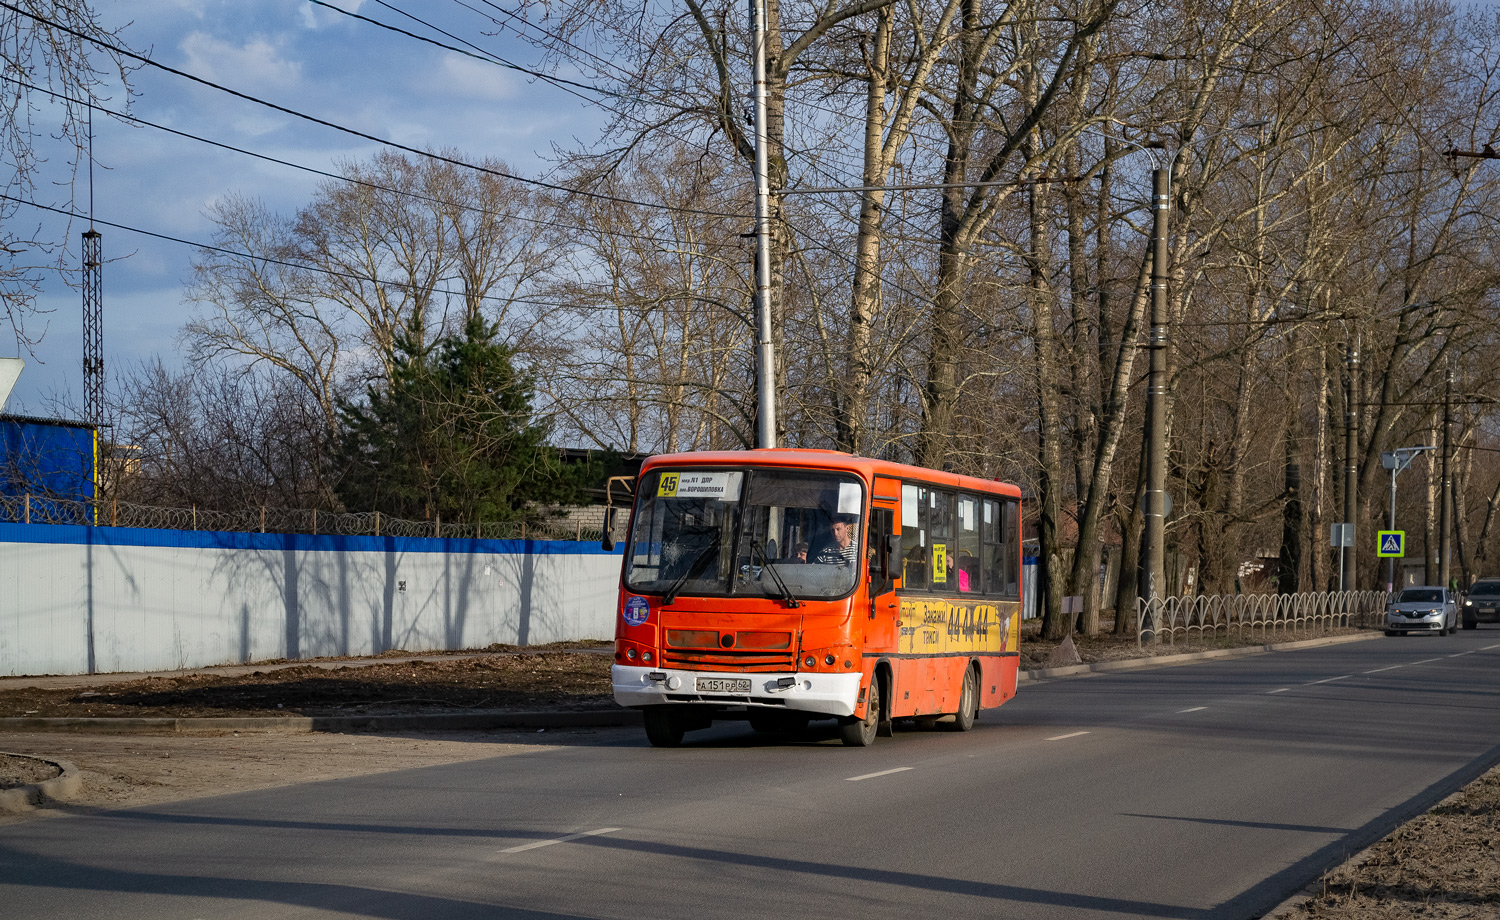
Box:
1462;579;1500;630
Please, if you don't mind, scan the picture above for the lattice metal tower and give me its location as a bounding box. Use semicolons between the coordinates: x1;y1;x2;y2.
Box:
82;228;103;424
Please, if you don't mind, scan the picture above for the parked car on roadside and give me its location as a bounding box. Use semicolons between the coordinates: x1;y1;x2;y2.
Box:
1385;586;1458;636
1461;579;1500;630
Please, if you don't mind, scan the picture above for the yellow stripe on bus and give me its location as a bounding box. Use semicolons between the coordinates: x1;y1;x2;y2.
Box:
897;597;1019;655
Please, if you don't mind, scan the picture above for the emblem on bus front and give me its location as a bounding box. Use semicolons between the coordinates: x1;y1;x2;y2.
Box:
623;596;650;626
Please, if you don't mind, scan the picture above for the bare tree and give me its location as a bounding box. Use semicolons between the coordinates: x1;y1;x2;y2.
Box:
0;0;134;348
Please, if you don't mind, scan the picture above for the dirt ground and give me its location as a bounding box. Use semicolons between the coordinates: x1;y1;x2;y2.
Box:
1273;765;1500;919
0;646;616;719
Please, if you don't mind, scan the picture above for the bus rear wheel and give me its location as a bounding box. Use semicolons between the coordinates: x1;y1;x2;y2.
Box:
839;677;881;747
943;666;978;732
643;708;686;747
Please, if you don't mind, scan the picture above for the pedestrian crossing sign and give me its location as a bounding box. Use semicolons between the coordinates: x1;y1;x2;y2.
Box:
1377;530;1405;558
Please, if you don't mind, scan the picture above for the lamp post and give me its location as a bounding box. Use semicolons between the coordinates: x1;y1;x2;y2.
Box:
1143;166;1170;609
1382;445;1435;592
749;0;777;449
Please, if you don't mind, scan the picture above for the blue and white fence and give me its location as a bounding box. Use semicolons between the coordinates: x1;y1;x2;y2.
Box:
0;522;624;678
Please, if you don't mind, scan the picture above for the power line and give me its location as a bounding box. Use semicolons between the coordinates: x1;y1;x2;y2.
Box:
0;0;750;221
0;73;742;253
2;192;762;320
306;0;623;103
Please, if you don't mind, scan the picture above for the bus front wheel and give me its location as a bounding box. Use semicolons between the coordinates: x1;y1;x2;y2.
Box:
840;677;881;747
643;708;686;747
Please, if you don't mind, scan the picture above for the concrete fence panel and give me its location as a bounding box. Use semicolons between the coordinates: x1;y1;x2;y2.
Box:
0;523;625;677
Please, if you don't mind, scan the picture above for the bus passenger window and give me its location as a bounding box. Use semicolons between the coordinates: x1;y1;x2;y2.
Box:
957;495;980;593
901;484;928;590
981;499;1002;595
1001;499;1021;597
929;489;953;590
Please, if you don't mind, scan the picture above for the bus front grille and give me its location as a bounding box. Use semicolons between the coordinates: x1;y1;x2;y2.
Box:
660;649;795;672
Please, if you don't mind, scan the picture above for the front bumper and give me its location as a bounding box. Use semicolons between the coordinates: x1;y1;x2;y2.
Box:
612;664;862;717
1466;606;1500;623
1386;614;1443;632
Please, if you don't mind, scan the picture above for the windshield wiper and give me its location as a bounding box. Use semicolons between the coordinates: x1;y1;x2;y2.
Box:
662;538;720;606
751;541;801;609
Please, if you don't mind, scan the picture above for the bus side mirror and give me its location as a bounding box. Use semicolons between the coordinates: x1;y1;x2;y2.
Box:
883;534;901;579
602;507;618;552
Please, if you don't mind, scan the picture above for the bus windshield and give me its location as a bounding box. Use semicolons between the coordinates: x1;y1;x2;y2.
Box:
624;467;865;601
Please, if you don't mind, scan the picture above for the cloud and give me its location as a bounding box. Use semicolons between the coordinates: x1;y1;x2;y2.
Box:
178;32;302;91
300;0;367;30
421;53;519;102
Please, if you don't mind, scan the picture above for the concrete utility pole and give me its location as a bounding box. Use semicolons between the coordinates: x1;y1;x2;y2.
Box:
749;0;777;449
1142;167;1170;608
1343;338;1359;591
1440;364;1454;590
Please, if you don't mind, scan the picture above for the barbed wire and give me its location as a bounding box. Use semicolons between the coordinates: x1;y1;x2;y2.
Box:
0;494;614;543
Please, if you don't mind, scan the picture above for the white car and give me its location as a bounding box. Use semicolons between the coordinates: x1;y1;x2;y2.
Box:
1385;586;1458;636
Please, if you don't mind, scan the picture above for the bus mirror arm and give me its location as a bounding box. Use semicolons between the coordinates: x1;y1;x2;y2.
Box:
601;507;617;552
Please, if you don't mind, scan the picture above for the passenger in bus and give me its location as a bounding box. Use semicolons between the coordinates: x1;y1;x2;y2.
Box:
789;542;809;563
813;513;859;566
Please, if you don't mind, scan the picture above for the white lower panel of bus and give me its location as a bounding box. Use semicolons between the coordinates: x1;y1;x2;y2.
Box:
612;665;862;717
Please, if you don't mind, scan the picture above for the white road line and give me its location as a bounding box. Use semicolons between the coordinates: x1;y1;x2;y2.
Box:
501;827;620;854
1046;731;1090;741
1178;707;1207;713
1268;688;1289;694
1484;644;1500;651
846;767;914;782
1307;675;1351;685
1410;658;1443;666
1364;664;1405;674
1449;651;1475;658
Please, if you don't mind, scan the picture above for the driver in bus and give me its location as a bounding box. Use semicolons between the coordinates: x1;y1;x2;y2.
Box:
813;513;860;566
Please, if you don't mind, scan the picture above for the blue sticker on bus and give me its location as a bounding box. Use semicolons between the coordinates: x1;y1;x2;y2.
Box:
623;596;650;626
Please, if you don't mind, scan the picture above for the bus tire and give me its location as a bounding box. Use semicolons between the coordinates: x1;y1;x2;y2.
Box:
839;677;881;747
643;708;686;747
944;665;978;732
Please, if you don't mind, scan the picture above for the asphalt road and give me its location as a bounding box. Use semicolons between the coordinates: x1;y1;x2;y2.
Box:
3;631;1499;920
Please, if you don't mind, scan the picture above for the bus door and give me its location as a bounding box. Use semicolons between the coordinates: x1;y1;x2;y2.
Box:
865;489;899;652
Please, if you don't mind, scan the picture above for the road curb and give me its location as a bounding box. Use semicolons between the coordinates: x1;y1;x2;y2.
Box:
1016;631;1379;682
0;710;642;735
0;633;1377;733
0;754;80;813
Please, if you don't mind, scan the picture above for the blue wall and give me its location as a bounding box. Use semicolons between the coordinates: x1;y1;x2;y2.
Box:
0;417;96;517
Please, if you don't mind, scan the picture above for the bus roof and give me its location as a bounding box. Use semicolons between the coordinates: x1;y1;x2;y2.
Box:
639;448;1022;499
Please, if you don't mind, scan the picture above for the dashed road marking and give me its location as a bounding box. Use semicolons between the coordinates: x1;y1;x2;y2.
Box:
1364;664;1405;674
1484;644;1500;651
501;827;620;854
1178;707;1207;713
1307;675;1351;685
1268;688;1289;694
1410;658;1443;666
1449;651;1474;658
1047;731;1090;741
846;767;914;782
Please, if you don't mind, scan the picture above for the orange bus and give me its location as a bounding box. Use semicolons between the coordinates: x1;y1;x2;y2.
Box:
608;449;1024;747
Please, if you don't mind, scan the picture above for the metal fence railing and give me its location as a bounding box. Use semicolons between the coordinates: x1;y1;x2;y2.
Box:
0;492;612;542
1134;590;1389;646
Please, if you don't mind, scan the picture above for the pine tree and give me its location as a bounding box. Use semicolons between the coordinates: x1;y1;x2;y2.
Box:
332;315;594;524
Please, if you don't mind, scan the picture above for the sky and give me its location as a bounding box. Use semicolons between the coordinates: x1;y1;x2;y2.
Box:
4;0;604;415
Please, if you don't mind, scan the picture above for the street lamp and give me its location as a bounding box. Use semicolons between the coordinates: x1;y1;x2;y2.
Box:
1382;445;1435;592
